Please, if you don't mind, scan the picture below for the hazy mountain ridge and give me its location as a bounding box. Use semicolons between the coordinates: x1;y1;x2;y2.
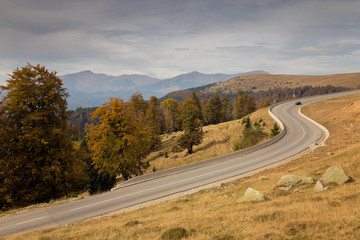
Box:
162;72;360;102
59;70;268;109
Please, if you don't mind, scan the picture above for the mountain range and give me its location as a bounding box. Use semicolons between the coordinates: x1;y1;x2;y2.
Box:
59;70;268;109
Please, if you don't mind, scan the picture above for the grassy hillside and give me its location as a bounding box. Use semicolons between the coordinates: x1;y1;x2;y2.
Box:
162;73;360;102
206;72;360;94
145;107;274;173
5;93;360;240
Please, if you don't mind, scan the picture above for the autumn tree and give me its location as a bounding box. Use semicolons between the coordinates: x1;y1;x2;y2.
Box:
85;98;151;181
190;91;203;121
145;96;164;150
129;92;148;119
175;97;203;154
221;96;233;122
78;138;116;194
0;64;86;209
233;90;257;119
203;92;223;125
161;98;181;132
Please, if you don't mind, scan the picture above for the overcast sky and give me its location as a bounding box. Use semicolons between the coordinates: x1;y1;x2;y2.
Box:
1;0;359;84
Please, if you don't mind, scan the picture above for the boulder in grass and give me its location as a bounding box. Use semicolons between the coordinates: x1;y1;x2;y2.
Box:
314;166;352;192
277;175;314;189
237;187;268;203
320;166;351;185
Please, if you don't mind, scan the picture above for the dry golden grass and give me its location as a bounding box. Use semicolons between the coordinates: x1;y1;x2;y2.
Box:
146;107;274;172
5;93;360;240
205;72;360;94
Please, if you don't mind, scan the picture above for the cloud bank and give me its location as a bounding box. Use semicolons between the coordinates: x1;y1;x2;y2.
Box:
0;0;359;80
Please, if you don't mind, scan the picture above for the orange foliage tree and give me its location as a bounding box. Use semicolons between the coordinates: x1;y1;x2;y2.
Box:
85;98;152;181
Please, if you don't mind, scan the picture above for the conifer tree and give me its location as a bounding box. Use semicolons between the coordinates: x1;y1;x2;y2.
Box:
270;123;281;137
176;97;203;154
221;96;233;122
203;92;223;125
145;96;164;149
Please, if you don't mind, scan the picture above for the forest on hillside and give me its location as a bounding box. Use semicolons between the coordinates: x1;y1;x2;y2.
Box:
160;85;351;103
70;85;351;133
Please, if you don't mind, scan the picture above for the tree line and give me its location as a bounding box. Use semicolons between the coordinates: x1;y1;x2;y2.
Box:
160;85;351;107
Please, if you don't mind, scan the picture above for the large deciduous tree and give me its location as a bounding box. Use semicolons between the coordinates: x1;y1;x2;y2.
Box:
0;64;85;209
85;98;151;181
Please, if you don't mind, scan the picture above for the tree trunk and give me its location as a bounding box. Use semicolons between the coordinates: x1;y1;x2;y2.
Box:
122;172;129;181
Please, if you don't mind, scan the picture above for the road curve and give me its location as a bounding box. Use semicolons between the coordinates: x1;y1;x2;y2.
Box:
1;90;359;237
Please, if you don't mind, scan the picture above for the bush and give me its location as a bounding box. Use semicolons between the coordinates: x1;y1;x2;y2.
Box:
270;123;280;138
233;117;268;151
161;227;188;240
172;144;183;153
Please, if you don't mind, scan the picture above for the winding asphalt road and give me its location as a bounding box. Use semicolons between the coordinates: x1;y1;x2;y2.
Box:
1;90;359;237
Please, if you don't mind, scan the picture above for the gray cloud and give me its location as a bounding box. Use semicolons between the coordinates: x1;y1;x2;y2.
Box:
0;0;360;79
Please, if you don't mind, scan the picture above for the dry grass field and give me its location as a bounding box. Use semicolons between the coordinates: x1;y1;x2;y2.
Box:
4;93;360;240
205;73;360;94
145;107;275;173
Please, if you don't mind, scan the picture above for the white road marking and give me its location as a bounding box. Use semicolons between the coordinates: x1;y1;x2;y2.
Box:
16;216;47;225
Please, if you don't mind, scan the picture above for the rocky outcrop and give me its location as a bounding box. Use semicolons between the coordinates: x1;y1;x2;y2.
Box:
277;175;314;190
314;166;352;192
237;187;268;203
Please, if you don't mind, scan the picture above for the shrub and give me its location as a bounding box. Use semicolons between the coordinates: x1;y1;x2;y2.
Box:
161;227;188;240
233;117;268;151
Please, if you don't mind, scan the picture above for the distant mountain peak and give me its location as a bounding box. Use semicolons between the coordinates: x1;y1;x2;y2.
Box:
77;70;94;74
59;70;269;109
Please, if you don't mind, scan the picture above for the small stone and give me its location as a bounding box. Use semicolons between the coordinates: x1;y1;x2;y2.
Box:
278;186;292;191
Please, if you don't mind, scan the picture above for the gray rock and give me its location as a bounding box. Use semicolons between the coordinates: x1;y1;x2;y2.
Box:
277;175;314;187
237;187;268;203
320;166;351;185
313;166;352;192
313;180;328;192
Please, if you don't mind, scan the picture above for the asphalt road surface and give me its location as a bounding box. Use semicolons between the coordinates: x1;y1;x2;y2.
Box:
1;90;359;237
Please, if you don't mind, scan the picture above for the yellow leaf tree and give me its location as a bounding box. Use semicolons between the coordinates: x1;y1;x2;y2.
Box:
85;98;151;181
